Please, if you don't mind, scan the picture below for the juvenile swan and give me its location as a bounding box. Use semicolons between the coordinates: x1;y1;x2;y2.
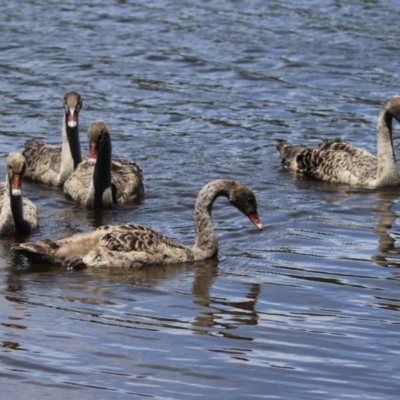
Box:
277;96;400;188
63;120;144;208
23;92;83;187
12;179;262;268
0;153;38;236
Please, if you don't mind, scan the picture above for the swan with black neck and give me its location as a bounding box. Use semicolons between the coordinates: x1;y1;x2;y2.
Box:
23;91;83;187
0;153;38;236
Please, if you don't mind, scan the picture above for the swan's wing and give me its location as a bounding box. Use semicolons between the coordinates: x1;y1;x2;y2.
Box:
23;140;61;184
79;224;193;268
278;140;377;185
100;224;186;253
297;140;377;184
111;160;144;204
13;223;192;267
63;161;94;205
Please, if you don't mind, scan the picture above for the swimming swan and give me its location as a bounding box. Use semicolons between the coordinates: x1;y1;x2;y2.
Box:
0;153;38;236
23;91;83;187
12;179;262;268
63;120;144;208
277;96;400;188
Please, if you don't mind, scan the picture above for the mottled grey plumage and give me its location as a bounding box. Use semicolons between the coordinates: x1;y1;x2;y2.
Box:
63;120;144;208
23;92;83;187
0;153;38;236
12;179;262;268
277;96;400;188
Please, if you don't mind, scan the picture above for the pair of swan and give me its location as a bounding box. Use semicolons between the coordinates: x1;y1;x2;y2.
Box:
13;179;262;268
24;92;144;208
277;95;400;188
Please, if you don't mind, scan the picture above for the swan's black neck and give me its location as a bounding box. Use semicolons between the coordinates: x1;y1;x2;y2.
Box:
375;105;400;186
9;188;31;235
93;133;112;209
65;116;82;169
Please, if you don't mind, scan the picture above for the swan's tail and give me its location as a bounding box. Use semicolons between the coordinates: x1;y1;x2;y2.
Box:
276;143;305;170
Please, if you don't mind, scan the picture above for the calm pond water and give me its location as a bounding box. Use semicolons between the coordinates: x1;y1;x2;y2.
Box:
0;0;400;399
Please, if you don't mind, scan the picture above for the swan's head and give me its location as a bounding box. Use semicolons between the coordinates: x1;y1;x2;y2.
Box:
87;120;111;164
229;183;262;230
6;152;26;197
64;91;82;128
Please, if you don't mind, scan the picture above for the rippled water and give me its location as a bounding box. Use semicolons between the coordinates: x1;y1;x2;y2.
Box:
1;0;400;399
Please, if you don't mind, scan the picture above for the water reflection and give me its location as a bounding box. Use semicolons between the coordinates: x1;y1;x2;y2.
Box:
1;252;262;343
193;279;260;339
370;189;400;267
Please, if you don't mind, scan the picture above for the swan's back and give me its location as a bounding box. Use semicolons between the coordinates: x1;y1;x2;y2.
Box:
62;160;94;205
111;159;144;204
23;140;62;185
13;223;192;268
63;157;143;207
91;224;192;267
277;139;378;186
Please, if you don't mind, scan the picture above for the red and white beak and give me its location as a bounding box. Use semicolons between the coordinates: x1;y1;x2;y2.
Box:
247;211;262;230
67;108;78;128
88;145;98;164
11;175;22;196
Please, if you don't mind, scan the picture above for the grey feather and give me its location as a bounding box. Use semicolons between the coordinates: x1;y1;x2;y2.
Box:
276;96;400;188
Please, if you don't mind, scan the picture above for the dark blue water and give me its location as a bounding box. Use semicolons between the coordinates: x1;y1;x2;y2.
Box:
0;1;400;399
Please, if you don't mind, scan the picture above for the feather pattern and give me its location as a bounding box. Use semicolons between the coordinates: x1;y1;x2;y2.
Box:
63;120;144;208
277;96;400;188
0;153;38;236
12;179;262;268
23;92;83;187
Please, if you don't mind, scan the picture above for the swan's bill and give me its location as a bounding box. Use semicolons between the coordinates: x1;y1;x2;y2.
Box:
67;108;77;128
11;175;22;196
248;211;262;230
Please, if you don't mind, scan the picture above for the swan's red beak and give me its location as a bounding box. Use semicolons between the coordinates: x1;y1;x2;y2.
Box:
67;108;78;128
11;175;22;196
248;211;262;230
88;145;98;164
